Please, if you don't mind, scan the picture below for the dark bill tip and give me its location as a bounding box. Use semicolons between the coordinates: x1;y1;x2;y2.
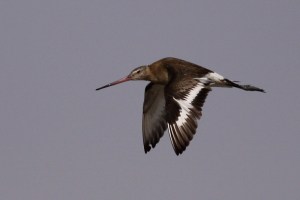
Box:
95;84;111;91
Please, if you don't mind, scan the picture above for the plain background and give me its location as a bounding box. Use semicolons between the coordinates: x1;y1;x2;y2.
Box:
1;1;299;199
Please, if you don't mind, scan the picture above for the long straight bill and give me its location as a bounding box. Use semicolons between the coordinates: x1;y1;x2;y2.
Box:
96;76;131;91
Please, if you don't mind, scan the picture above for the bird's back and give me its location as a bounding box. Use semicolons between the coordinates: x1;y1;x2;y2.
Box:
153;57;212;80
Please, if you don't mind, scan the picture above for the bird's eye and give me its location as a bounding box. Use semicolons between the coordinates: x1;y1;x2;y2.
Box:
136;70;140;74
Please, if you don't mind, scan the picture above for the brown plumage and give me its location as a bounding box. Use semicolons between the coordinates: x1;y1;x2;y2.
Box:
96;57;265;155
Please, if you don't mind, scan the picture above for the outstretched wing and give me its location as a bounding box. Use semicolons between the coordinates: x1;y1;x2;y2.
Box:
165;78;211;155
142;83;167;153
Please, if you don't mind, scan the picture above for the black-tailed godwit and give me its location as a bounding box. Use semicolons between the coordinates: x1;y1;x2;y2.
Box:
96;57;265;155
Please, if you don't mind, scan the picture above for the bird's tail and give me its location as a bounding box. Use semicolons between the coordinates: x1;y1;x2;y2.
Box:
224;79;265;93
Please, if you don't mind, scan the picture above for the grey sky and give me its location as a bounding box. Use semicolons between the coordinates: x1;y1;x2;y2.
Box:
1;0;299;199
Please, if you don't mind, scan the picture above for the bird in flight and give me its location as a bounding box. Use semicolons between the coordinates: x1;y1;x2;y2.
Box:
96;57;265;155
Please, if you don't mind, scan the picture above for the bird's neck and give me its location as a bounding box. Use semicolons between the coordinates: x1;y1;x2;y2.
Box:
148;65;169;84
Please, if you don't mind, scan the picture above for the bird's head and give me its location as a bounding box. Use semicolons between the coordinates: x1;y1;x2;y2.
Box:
127;65;150;80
